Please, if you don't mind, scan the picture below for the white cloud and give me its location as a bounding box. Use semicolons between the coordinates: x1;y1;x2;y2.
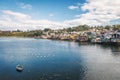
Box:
74;15;81;18
68;5;79;10
0;0;120;31
69;0;120;26
0;10;69;31
68;3;82;10
19;3;32;10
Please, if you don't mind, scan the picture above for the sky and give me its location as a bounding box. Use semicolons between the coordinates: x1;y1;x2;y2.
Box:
0;0;120;31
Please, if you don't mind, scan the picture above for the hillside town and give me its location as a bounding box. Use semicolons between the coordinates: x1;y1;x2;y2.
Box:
35;25;120;45
0;25;120;45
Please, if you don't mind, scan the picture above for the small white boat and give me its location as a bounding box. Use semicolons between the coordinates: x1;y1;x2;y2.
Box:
16;64;23;72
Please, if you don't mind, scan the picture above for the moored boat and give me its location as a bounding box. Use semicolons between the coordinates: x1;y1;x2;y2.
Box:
16;64;23;72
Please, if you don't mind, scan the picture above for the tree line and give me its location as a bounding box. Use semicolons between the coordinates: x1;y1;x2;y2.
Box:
0;24;120;37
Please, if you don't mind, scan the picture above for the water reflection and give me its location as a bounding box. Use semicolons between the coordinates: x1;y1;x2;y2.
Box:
1;38;120;80
97;44;120;56
78;43;120;80
111;46;120;52
0;38;88;80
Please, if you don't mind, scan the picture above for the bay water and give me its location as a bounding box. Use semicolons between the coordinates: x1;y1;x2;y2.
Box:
0;37;120;80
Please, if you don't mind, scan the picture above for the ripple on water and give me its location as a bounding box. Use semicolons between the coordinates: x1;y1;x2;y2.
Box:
0;38;120;80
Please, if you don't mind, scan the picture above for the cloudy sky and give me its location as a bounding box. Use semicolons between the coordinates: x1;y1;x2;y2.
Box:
0;0;120;31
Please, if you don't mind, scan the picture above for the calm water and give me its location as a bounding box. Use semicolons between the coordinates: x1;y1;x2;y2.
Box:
0;37;120;80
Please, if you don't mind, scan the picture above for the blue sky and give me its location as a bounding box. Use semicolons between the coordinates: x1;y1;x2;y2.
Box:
0;0;120;30
0;0;85;21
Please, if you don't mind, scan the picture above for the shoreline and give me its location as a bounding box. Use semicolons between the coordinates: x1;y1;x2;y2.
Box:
0;36;120;46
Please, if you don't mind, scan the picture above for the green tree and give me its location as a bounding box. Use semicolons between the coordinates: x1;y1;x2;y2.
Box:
44;28;51;32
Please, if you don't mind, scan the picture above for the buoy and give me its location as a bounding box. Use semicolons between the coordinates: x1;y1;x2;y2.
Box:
16;64;23;72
